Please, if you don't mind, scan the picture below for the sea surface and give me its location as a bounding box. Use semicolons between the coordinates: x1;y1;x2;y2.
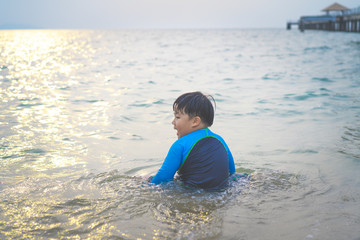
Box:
0;29;359;239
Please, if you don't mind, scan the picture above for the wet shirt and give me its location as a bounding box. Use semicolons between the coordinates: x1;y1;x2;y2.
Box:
151;128;235;189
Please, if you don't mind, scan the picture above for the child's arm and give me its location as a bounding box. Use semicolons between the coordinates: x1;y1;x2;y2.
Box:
217;134;236;175
212;133;235;175
151;143;182;185
228;149;235;175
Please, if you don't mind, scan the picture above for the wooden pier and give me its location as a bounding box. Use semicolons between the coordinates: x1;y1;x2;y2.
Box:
287;3;360;33
286;21;299;30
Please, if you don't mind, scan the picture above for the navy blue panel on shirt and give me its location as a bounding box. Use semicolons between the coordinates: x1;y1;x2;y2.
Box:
177;136;229;190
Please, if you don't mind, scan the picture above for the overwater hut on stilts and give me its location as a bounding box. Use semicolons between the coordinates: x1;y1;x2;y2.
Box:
287;2;360;32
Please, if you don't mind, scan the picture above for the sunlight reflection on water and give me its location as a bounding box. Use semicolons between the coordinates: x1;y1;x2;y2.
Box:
0;30;92;179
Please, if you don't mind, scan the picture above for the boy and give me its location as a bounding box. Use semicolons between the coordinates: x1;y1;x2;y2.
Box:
150;91;236;190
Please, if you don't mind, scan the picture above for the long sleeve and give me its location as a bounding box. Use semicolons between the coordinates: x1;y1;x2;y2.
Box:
227;149;235;175
151;142;183;185
211;131;235;175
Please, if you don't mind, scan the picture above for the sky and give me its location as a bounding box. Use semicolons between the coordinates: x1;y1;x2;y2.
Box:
1;0;360;29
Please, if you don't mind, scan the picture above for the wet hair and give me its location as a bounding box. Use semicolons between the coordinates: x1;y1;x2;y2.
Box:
173;91;216;127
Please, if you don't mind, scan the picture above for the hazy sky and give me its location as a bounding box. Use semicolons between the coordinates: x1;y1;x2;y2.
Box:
1;0;359;29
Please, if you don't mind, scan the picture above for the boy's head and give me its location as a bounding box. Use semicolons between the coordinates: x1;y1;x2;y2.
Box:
173;91;215;127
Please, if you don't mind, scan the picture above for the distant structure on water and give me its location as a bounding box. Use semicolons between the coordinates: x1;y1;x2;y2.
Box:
287;2;360;33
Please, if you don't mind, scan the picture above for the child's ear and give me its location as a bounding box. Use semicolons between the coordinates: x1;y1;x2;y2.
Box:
192;116;202;127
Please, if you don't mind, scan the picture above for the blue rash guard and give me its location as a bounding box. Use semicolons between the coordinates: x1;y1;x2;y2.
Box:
151;128;235;190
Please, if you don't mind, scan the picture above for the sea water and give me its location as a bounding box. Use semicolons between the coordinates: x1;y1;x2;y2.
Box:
0;29;359;239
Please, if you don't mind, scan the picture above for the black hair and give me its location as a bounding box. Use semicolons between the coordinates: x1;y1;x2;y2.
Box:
173;91;216;127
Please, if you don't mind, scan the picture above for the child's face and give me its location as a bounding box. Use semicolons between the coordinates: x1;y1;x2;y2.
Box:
172;110;195;139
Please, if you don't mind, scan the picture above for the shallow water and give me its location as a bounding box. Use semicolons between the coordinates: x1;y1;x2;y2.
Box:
0;29;359;239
